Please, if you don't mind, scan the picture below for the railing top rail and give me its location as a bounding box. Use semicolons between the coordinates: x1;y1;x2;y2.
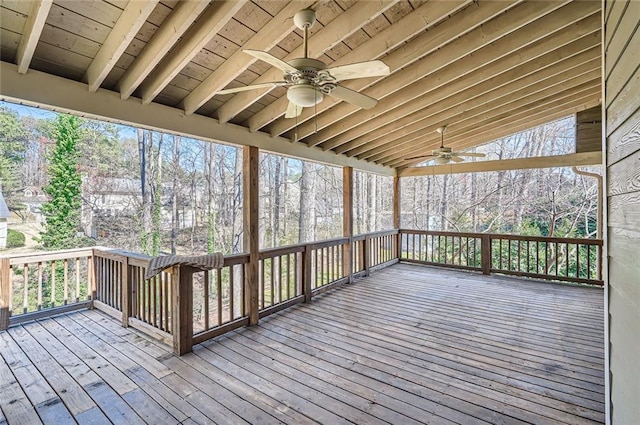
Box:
4;247;95;265
399;229;603;245
259;245;306;260
355;229;399;239
307;236;350;250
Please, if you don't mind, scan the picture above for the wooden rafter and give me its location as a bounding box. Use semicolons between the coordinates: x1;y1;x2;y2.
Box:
16;0;52;74
139;0;248;105
347;43;601;159
178;0;314;114
84;0;159;92
361;64;601;163
212;0;399;123
387;86;601;167
307;1;598;149
116;0;210;100
245;0;471;133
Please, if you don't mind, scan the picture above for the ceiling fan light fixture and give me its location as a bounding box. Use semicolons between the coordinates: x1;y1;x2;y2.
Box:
287;84;322;107
434;156;450;165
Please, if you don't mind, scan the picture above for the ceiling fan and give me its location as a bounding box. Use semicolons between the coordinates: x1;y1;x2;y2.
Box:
406;126;487;164
215;9;390;118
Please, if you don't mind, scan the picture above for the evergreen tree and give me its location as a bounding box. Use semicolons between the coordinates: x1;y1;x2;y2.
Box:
40;115;83;249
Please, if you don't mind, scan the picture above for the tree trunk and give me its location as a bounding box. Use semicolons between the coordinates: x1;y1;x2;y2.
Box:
298;161;316;243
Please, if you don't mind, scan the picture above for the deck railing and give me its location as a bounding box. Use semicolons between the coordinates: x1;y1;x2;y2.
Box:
399;229;603;285
1;228;602;354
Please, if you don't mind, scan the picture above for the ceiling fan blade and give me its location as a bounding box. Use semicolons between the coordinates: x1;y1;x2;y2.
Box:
285;101;303;119
450;156;465;163
329;85;378;110
243;49;298;73
405;154;435;161
217;81;288;95
323;60;390;81
454;152;486;158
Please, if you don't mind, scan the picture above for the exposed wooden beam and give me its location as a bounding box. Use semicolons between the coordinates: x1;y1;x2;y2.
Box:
243;146;259;326
347;43;601;159
178;0;312;113
301;0;578;147
267;0;517;138
116;0;210;100
386;87;601;167
310;2;599;149
214;0;399;123
84;0;159;92
139;0;248;105
398;152;603;177
358;57;601;161
245;0;471;132
16;0;52;74
0;61;393;176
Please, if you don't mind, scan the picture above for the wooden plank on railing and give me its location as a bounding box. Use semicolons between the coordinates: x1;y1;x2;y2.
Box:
0;258;10;330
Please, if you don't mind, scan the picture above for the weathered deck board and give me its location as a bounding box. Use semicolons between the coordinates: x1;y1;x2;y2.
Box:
0;263;605;424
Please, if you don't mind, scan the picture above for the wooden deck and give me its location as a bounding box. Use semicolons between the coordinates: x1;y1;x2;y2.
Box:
0;263;605;424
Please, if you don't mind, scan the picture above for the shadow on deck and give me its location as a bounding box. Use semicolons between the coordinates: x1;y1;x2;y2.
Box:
0;263;605;424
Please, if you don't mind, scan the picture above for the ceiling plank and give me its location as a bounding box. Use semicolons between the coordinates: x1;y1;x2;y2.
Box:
139;0;249;105
347;40;601;158
178;0;314;113
309;1;599;149
84;0;159;92
16;0;53;74
268;0;520;139
372;75;601;164
398;152;603;177
245;0;471;132
213;0;399;123
116;0;210;100
385;85;601;167
0;61;393;176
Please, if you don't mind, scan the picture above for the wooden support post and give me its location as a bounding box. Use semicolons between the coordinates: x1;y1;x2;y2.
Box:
481;234;492;275
343;166;353;282
302;247;312;303
0;258;10;330
393;176;401;259
172;265;193;355
243;146;259;326
120;257;130;327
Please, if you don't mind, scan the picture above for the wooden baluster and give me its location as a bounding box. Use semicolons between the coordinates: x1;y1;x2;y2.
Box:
164;272;170;331
217;268;223;325
565;243;570;277
75;258;80;302
63;259;69;305
157;268;163;329
285;254;291;301
89;253;95;303
586;245;591;280
37;262;43;310
526;241;530;273
22;264;29;314
278;255;283;302
260;260;265;309
364;236;371;277
229;266;235;320
121;257;129;327
0;258;10;330
270;257;275;306
555;242;559;276
203;271;209;330
575;244;580;278
50;262;56;308
507;240;511;271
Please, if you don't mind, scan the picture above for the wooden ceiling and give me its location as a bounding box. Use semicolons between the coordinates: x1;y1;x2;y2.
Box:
0;0;601;172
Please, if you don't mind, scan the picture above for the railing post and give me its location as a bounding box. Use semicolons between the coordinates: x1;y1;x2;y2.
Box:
172;265;193;355
364;235;371;277
0;258;10;330
301;246;313;303
120;256;130;327
393;177;401;260
481;234;491;275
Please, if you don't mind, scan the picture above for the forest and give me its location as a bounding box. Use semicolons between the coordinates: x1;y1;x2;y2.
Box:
0;101;598;257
